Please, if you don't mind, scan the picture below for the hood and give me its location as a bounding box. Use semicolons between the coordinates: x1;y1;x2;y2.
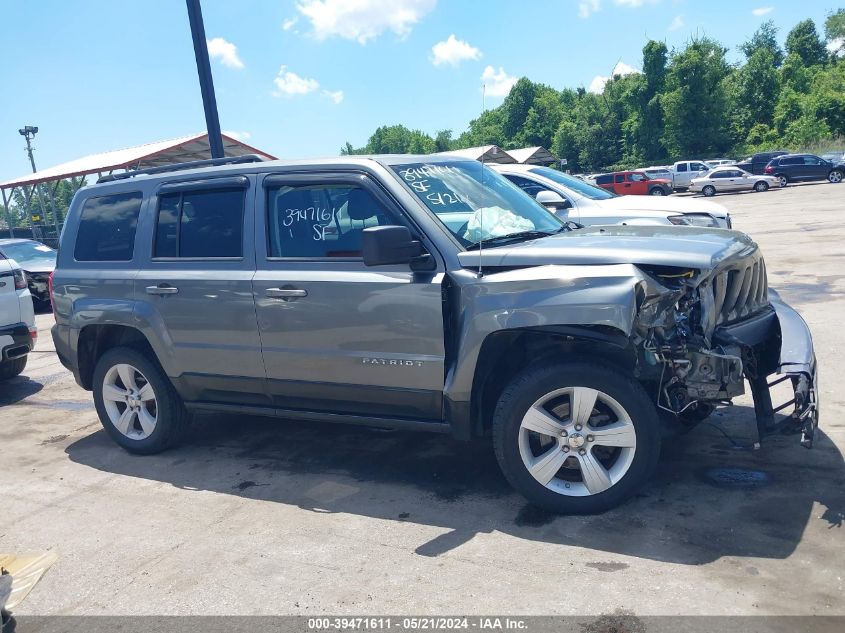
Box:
458;224;756;271
598;195;729;219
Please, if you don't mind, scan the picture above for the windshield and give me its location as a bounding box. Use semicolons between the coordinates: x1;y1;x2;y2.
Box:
392;160;564;247
527;167;617;200
0;240;55;263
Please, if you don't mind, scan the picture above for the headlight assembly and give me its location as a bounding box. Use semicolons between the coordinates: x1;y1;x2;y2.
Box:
668;213;720;228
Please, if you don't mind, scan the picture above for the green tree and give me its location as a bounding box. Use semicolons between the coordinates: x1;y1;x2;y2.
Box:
731;47;781;138
661;37;733;157
740;20;784;66
825;9;845;56
433;130;453;152
500;77;538;140
785;19;828;67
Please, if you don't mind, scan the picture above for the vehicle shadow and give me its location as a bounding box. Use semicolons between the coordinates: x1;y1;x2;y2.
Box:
0;373;44;405
64;404;844;565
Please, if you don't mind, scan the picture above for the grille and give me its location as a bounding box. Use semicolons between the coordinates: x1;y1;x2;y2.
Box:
709;251;769;324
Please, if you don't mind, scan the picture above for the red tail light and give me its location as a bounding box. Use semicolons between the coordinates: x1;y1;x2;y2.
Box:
48;270;57;318
764;165;774;174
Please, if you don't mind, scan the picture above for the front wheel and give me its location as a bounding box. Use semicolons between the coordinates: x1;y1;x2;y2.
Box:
778;175;789;188
492;362;661;514
702;185;716;197
649;187;665;196
0;356;27;381
92;346;189;454
829;169;843;184
754;181;769;192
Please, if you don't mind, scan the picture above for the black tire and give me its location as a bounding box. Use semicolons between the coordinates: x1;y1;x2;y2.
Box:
649;187;665;196
92;346;189;454
492;361;661;514
702;185;716;197
0;356;27;381
828;169;843;184
777;174;788;188
754;181;769;192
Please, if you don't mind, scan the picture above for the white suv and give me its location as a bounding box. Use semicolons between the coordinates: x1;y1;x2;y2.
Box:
0;255;36;380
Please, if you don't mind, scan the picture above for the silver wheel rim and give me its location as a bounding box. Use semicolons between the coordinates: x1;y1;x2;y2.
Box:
779;176;787;187
830;171;842;183
102;363;158;440
755;182;767;191
704;186;714;196
651;189;664;196
518;386;637;497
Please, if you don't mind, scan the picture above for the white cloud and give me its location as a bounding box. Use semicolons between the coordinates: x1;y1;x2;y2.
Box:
481;65;517;98
282;17;298;31
752;7;773;16
322;89;345;104
223;131;251;141
431;34;482;67
579;0;600;18
828;37;844;55
273;66;320;96
207;37;244;69
588;60;639;93
669;15;684;31
296;0;436;44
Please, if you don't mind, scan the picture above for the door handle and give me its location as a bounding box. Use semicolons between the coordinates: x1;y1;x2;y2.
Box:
146;284;179;295
266;287;308;299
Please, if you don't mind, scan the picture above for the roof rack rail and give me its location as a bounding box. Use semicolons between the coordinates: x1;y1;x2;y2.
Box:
97;154;268;183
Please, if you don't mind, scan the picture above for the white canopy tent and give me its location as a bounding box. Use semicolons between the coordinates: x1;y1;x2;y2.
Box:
1;133;276;240
437;145;516;164
508;146;557;165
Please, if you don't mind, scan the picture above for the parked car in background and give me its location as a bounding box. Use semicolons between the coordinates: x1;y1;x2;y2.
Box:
493;165;731;227
690;166;781;197
0;253;36;381
764;153;845;187
735;151;789;175
594;171;673;196
641;167;674;185
670;160;709;190
821;151;845;164
51;154;818;513
0;239;56;307
705;159;735;168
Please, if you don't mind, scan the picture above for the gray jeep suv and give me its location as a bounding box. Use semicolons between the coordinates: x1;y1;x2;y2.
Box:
51;155;819;513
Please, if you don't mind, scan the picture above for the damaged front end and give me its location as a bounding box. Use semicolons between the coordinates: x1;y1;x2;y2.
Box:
632;249;819;447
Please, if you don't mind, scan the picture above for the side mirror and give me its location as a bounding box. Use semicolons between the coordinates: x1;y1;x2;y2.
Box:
535;190;570;210
362;226;425;267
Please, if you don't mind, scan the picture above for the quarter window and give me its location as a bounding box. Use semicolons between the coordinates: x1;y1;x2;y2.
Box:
614;174;625;183
266;184;395;258
677;164;688;172
154;188;245;258
74;192;143;262
595;175;612;185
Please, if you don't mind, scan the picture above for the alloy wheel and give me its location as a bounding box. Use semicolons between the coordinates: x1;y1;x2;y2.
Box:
101;363;158;440
829;170;843;184
518;386;637;497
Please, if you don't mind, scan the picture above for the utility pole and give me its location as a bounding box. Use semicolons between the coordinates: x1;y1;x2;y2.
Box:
19;125;61;237
186;0;224;159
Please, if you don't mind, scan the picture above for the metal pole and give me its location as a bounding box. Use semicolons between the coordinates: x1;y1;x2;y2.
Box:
22;131;50;232
186;0;224;159
1;188;14;238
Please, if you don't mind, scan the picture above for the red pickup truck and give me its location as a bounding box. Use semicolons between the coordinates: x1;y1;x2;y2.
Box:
594;171;673;196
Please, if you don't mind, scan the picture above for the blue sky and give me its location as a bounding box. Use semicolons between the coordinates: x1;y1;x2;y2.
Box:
0;0;839;182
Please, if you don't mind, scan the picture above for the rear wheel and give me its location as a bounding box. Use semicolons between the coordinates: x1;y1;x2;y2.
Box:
492;362;661;514
702;185;716;197
754;181;769;192
778;174;789;187
92;347;189;454
829;169;843;184
0;356;27;381
649;187;665;196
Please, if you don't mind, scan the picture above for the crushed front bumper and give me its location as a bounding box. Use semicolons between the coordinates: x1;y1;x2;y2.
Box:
770;291;819;447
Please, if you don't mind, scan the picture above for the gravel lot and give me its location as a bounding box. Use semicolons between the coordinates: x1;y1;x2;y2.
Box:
1;181;843;616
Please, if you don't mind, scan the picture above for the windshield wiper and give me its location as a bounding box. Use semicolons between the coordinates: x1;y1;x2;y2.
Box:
466;228;565;250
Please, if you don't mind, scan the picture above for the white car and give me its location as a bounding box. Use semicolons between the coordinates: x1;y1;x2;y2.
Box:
704;158;736;168
492;164;731;228
0;255;36;380
690;166;781;197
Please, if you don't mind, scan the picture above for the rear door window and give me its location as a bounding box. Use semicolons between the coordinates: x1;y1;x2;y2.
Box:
154;188;245;258
74;192;143;262
676;164;688;172
614;174;625;183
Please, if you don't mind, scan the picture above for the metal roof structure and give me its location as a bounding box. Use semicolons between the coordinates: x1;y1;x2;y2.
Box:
0;132;276;189
0;133;276;242
508;146;557;165
437;145;516;164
